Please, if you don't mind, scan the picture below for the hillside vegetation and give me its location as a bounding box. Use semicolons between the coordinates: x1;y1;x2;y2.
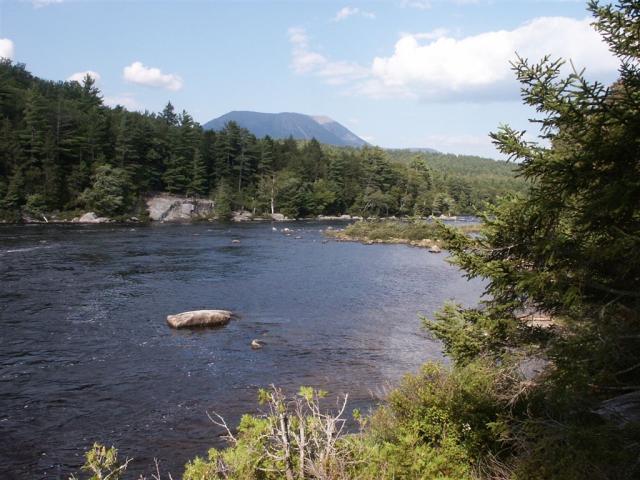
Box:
0;61;525;222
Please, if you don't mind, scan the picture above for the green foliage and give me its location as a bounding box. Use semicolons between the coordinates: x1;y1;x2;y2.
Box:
24;193;47;217
213;181;233;221
184;386;352;479
81;164;131;217
181;378;495;480
69;443;130;480
333;219;479;246
425;2;640;478
341;219;441;241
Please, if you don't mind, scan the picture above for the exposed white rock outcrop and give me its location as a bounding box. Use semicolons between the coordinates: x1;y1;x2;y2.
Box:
232;210;253;222
317;214;352;221
166;310;233;329
146;195;214;222
73;212;110;223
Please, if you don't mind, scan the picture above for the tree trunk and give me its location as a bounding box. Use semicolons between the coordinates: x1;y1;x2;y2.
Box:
279;413;295;480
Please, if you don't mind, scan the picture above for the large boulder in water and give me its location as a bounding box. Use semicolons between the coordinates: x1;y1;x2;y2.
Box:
167;310;233;329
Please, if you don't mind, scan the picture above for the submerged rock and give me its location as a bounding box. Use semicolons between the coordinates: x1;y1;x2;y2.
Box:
251;339;263;349
429;245;442;253
166;310;233;329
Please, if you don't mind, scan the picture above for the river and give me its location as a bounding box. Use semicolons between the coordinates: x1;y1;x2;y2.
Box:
0;221;484;479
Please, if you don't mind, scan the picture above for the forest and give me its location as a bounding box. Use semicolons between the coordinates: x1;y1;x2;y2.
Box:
0;60;525;222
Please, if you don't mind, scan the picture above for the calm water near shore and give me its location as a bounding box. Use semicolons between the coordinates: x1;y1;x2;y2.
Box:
0;221;483;479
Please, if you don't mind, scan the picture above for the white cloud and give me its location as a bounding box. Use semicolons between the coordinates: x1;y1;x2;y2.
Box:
401;0;432;9
367;16;617;100
67;70;101;83
123;61;183;91
289;17;618;102
401;0;479;8
103;93;140;110
333;6;375;22
0;38;14;60
31;0;63;8
288;27;368;85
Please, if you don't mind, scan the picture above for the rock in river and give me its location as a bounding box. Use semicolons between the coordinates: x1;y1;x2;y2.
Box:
166;310;233;329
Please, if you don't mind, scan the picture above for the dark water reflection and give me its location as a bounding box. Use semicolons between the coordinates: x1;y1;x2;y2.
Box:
0;222;484;479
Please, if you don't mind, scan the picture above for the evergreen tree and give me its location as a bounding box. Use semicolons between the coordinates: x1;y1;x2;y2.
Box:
160;101;178;126
428;2;640;477
81;164;131;216
187;148;208;196
21;86;48;172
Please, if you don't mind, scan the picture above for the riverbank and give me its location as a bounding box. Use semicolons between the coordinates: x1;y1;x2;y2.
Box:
2;194;482;225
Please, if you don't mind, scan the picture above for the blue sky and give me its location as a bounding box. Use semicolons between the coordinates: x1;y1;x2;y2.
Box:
0;0;619;158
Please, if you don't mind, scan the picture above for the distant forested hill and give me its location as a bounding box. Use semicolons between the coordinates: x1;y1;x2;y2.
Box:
386;149;528;210
0;60;527;221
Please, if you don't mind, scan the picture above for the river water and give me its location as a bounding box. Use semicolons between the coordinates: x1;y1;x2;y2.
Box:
0;221;484;479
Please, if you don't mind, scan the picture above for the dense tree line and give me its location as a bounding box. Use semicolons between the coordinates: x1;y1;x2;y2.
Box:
0;60;524;221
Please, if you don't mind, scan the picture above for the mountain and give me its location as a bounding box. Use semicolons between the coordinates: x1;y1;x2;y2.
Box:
202;111;369;147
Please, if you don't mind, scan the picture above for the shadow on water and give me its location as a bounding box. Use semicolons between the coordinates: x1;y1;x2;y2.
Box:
0;221;484;479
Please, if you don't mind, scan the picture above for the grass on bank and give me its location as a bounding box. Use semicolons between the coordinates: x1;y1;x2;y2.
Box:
326;219;480;248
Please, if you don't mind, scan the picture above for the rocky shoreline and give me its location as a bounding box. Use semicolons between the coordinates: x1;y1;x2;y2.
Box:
1;194;375;225
3;194;472;226
327;229;445;252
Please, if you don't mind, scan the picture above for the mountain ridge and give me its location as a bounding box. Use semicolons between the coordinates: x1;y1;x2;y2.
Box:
203;111;369;148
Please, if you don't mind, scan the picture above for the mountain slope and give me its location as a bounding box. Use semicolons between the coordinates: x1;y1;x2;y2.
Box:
203;111;368;147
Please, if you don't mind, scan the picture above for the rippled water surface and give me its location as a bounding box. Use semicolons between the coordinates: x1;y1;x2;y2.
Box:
0;222;483;479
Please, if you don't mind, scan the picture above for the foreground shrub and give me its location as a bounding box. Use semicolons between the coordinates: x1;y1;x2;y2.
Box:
182;360;521;480
69;443;130;480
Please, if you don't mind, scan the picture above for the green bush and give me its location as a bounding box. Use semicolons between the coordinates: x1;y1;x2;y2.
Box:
81;164;132;217
341;220;441;241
